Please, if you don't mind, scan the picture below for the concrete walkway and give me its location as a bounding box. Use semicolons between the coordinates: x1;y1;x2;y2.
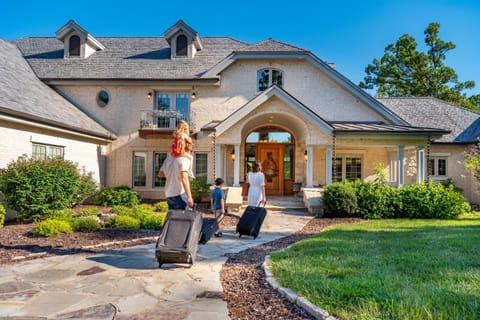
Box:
0;204;312;319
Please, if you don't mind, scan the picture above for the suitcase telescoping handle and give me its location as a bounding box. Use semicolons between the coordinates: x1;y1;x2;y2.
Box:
257;200;266;208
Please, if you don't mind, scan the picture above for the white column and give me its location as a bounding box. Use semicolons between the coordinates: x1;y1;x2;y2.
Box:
233;144;240;187
325;146;332;186
398;145;405;187
215;145;221;179
306;145;314;188
417;147;425;183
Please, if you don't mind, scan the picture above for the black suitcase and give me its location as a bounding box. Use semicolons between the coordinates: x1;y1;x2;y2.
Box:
236;204;267;239
155;208;202;268
199;218;219;244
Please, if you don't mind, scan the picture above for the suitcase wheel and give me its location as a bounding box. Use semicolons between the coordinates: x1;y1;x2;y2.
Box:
158;262;163;268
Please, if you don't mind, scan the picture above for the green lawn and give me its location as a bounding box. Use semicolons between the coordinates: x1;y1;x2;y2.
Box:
270;215;480;320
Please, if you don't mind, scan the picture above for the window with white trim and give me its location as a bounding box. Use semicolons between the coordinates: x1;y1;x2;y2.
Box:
257;68;283;91
194;153;208;178
332;156;362;182
153;152;168;187
132;152;147;187
155;93;190;129
428;157;447;177
32;143;64;160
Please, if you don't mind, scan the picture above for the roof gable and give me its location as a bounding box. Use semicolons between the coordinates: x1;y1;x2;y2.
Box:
214;85;333;136
55;19;105;51
163;19;203;51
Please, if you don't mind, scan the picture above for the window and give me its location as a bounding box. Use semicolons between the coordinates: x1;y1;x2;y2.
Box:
97;90;109;107
153;152;168;187
257;69;283;91
194;153;208;178
176;35;188;56
69;35;80;57
133;152;147;187
155;93;190;129
428;157;447;177
32;143;64;160
332;156;362;182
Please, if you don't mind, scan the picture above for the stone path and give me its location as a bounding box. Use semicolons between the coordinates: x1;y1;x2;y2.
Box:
0;207;312;319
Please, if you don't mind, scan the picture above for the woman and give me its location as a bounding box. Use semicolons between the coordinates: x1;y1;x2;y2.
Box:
246;160;266;206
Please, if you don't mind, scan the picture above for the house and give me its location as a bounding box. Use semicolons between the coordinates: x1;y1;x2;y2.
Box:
2;19;452;203
379;97;480;204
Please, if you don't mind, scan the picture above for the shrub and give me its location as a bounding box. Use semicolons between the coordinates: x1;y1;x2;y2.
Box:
73;168;98;205
140;212;167;230
323;182;358;216
191;177;211;203
0;156;81;222
32;219;73;237
109;205;132;216
109;215;140;229
398;181;470;219
71;217;101;232
0;204;5;228
154;201;168;212
93;185;140;207
78;207;102;217
353;181;400;219
50;208;75;220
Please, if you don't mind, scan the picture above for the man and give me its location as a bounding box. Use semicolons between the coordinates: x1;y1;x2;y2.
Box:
159;155;194;209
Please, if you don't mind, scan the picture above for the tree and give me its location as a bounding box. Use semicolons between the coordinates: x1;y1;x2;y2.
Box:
360;22;480;110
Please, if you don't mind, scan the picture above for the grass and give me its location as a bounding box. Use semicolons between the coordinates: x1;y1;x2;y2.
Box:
270;214;480;320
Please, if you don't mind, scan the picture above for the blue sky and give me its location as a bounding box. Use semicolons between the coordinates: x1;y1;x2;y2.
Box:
1;0;479;96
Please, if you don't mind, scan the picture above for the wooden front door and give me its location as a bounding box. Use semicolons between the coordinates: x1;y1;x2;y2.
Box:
257;144;284;195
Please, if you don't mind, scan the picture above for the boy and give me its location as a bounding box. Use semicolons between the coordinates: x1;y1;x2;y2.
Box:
210;177;225;237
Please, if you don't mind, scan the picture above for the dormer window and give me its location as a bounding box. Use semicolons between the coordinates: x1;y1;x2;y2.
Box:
257;69;283;91
176;35;188;57
56;20;105;59
69;35;81;57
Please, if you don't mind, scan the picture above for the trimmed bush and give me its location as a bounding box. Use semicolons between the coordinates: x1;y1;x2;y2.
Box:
50;209;75;220
0;156;81;222
78;207;102;217
32;219;73;237
109;215;140;229
353;181;400;219
71;217;101;232
110;205;132;216
154;201;168;212
93;185;140;207
140;212;167;230
323;182;358;216
191;177;211;203
0;204;5;228
399;181;470;219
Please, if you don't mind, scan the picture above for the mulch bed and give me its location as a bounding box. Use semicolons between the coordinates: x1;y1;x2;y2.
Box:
0;206;363;319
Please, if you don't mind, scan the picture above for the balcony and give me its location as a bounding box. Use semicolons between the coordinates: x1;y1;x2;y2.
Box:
139;110;189;138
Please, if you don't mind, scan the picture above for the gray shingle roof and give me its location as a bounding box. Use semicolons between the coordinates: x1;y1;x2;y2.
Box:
13;37;247;80
331;121;448;134
378;97;480;143
235;38;307;53
0;39;115;139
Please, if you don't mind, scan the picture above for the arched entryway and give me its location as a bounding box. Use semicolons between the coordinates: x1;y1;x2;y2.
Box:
245;126;295;196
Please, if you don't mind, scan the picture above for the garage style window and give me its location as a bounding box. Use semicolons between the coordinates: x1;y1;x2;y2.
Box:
132;152;147;187
257;69;283;91
32;143;64;160
194;153;208;178
153;152;168;187
428;157;447;177
333;156;362;182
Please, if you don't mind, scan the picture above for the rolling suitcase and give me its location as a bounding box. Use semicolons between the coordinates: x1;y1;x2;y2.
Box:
236;203;267;239
199;209;226;244
199;218;219;245
155;208;202;268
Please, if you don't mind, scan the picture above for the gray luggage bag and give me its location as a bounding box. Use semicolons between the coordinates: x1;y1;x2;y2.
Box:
155;208;202;268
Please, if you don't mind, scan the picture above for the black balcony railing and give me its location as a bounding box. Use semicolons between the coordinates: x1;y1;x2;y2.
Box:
140;110;189;130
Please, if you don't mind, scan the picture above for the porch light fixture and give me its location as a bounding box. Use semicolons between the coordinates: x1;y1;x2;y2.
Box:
147;92;153;100
230;149;235;161
191;92;197;99
304;150;308;161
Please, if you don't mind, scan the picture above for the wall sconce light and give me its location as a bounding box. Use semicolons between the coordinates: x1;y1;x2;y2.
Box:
191;92;197;100
147;92;153;100
230;149;235;161
304;150;308;161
